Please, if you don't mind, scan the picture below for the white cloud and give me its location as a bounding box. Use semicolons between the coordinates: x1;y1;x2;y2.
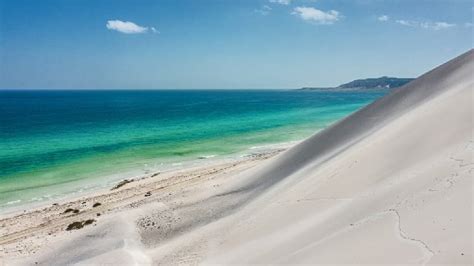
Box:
396;19;455;30
377;15;389;22
421;22;455;30
269;0;291;5
396;19;415;27
464;22;473;28
255;5;272;15
292;6;341;25
106;20;158;34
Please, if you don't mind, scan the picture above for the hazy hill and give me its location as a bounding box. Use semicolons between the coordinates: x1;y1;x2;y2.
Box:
300;76;414;90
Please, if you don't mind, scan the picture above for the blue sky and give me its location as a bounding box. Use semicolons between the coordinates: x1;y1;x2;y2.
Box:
0;0;472;89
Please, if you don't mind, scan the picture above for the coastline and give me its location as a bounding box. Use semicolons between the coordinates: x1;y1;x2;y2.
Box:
1;50;471;265
0;89;386;211
0;143;288;260
0;139;299;216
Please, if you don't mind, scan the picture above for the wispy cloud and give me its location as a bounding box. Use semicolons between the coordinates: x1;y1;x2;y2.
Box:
377;15;389;22
395;19;415;27
395;19;455;30
465;22;473;28
422;22;455;30
292;6;341;25
255;5;272;15
269;0;291;5
106;20;158;34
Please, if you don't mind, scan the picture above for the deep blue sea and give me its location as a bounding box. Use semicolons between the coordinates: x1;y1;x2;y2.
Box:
0;89;387;208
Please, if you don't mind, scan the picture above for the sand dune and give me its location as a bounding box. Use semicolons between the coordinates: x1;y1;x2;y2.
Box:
6;50;473;265
204;49;473;265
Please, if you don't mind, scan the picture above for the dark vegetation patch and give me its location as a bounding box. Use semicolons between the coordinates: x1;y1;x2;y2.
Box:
63;208;79;214
92;202;101;208
66;219;96;231
66;221;84;231
83;219;95;225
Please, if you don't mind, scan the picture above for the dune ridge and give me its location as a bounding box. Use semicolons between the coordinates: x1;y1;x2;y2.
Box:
204;49;473;264
6;49;473;265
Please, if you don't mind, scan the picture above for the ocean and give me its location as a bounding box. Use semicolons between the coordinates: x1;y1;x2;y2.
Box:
0;89;387;209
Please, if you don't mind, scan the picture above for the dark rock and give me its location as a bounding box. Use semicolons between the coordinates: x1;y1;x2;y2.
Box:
111;179;133;190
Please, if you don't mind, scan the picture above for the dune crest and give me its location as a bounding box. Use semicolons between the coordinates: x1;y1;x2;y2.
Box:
204;49;473;264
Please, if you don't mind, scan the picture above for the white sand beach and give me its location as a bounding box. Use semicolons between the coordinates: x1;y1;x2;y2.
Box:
0;50;472;265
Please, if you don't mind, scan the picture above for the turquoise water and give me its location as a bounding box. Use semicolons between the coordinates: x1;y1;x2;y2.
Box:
0;89;387;208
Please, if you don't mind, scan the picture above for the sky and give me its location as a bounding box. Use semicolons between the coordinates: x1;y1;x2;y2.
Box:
0;0;472;89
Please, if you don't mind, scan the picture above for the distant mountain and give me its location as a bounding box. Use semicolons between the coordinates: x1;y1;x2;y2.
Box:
338;76;414;89
300;76;414;90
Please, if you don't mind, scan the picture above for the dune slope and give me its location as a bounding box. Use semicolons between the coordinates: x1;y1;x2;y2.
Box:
203;49;473;264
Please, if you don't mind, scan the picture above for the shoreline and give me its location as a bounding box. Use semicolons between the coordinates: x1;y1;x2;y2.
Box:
0;144;287;260
0;50;472;265
0;139;299;216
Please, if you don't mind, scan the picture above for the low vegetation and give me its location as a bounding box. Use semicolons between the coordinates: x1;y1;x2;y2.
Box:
63;208;79;214
66;219;96;231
